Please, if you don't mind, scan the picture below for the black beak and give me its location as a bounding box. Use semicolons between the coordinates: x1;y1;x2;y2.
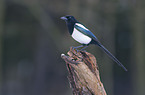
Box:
60;16;67;20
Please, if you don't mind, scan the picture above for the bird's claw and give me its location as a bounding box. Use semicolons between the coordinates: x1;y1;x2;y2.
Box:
81;50;86;52
71;46;80;54
72;46;87;53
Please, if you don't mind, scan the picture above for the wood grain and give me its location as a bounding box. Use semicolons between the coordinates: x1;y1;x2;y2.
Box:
61;47;107;95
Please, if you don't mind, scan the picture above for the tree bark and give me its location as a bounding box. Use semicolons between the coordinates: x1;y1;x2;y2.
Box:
61;47;107;95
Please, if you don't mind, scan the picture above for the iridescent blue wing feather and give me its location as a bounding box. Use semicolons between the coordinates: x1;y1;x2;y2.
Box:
74;23;99;42
74;23;127;71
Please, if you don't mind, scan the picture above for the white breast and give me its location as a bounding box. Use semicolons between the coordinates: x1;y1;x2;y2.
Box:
71;28;92;44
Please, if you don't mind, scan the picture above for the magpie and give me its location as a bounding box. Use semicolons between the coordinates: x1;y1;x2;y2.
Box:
61;15;127;71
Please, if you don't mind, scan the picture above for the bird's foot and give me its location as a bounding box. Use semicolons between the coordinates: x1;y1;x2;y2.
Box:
80;45;88;52
72;46;80;53
72;45;84;52
80;50;86;52
71;46;87;55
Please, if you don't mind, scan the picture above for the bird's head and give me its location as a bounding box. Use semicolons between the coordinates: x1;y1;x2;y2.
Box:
61;15;78;23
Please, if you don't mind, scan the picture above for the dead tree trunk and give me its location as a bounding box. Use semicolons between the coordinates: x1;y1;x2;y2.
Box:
61;47;107;95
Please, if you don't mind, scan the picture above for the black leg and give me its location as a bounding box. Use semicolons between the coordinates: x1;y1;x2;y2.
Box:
72;45;84;50
72;45;89;53
80;45;88;51
72;45;84;53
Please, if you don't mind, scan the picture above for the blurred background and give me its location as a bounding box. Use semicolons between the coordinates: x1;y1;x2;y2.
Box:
0;0;145;95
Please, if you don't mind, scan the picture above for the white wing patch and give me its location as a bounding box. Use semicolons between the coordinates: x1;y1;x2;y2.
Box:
71;28;92;44
75;23;89;30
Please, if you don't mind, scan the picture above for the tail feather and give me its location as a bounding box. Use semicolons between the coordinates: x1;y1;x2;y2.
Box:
98;44;127;71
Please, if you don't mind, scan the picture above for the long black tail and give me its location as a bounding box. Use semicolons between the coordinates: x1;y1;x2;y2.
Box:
98;44;127;71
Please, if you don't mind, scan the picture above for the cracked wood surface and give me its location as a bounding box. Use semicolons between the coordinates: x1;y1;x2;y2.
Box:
61;47;107;95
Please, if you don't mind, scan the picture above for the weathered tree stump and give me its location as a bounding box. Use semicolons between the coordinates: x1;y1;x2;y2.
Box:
61;47;107;95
